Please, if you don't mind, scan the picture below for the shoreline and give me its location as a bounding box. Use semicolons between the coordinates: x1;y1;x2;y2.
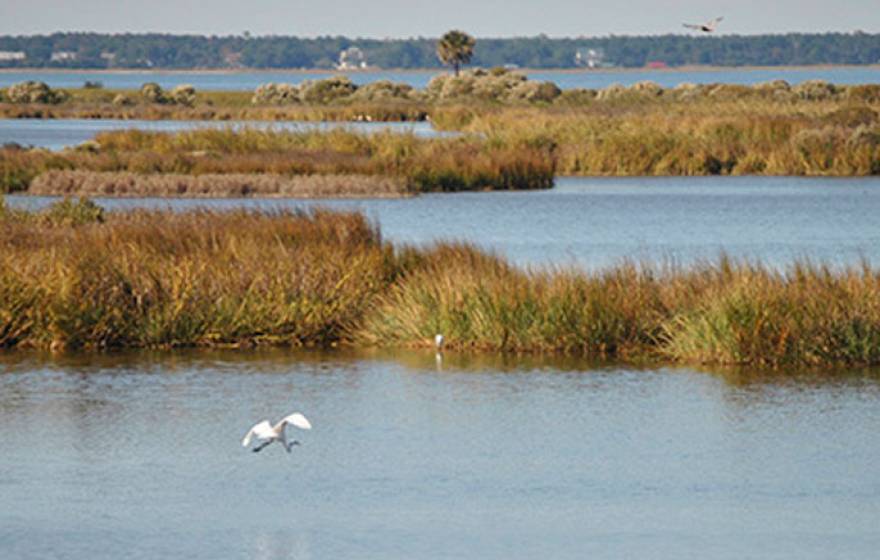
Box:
2;63;879;76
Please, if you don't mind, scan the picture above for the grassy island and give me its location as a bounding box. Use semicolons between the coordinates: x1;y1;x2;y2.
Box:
1;201;878;368
2;73;879;196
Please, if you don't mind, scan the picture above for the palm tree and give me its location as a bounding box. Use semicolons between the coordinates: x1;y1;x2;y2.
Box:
436;30;475;76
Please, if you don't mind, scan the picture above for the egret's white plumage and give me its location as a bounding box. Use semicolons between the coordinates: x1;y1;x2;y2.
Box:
683;16;724;32
435;334;445;350
242;412;312;453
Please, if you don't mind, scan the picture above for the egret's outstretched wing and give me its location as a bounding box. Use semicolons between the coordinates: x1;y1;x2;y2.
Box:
683;23;701;30
281;412;312;431
242;420;272;446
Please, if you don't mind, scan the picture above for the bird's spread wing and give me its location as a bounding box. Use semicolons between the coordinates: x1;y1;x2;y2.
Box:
705;17;724;29
280;412;312;431
242;420;272;446
683;23;701;30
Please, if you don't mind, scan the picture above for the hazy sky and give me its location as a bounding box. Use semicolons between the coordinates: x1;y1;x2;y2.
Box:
1;0;877;37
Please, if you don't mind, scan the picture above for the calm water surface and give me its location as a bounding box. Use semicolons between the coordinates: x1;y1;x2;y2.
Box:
2;66;879;90
0;118;440;151
8;176;880;269
1;350;879;559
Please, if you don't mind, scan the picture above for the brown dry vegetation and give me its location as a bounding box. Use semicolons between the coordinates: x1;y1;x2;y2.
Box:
0;128;555;195
29;170;408;198
1;201;878;368
433;89;880;176
3;81;879;187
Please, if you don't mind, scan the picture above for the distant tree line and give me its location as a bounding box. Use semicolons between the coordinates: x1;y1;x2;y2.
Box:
0;32;878;69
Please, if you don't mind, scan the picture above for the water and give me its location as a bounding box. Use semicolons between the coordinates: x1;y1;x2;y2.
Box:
0;118;441;151
1;66;878;91
1;350;878;559
7;176;880;269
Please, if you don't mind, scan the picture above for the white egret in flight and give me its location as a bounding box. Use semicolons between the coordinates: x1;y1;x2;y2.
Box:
683;16;724;33
242;412;312;453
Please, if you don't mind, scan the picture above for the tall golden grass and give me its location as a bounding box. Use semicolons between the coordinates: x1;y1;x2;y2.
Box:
1;202;878;367
438;96;880;176
5;88;879;190
0;204;395;349
1;128;555;195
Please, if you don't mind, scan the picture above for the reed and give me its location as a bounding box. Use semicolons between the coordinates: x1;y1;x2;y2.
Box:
1;203;878;367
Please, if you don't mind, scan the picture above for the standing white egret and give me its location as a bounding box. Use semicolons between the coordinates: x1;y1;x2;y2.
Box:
434;334;445;369
683;16;724;33
242;412;312;453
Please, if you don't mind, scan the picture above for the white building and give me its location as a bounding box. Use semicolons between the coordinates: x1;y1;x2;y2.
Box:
337;47;368;70
0;51;26;62
574;48;605;69
51;51;78;62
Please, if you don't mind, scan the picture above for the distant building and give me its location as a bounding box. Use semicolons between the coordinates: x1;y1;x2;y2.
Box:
0;51;26;62
337;47;368;70
223;50;243;68
51;51;78;62
574;48;605;69
645;61;668;69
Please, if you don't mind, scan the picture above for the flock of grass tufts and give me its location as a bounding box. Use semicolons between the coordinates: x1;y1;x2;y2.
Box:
1;201;878;368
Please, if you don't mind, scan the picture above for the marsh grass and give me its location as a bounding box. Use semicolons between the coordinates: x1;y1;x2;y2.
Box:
30;170;408;198
2;203;878;367
446;96;880;176
358;245;880;367
0;128;555;194
0;87;430;121
0;206;394;349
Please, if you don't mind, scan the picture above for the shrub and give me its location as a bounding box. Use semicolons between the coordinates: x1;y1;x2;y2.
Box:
251;83;301;105
844;84;880;103
170;84;197;107
555;88;597;106
793;80;837;101
5;81;69;104
630;81;663;97
299;76;358;104
351;80;416;102
426;68;560;104
140;82;168;104
112;93;135;106
595;83;627;101
42;196;105;226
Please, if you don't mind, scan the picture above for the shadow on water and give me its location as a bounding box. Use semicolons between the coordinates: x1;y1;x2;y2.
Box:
3;346;880;389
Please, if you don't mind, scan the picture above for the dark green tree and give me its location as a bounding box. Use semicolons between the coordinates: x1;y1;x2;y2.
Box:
436;30;475;76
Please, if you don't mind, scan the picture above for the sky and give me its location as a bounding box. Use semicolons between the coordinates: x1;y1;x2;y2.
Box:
1;0;878;37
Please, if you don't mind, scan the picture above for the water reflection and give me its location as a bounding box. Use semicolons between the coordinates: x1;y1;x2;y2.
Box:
1;348;879;560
